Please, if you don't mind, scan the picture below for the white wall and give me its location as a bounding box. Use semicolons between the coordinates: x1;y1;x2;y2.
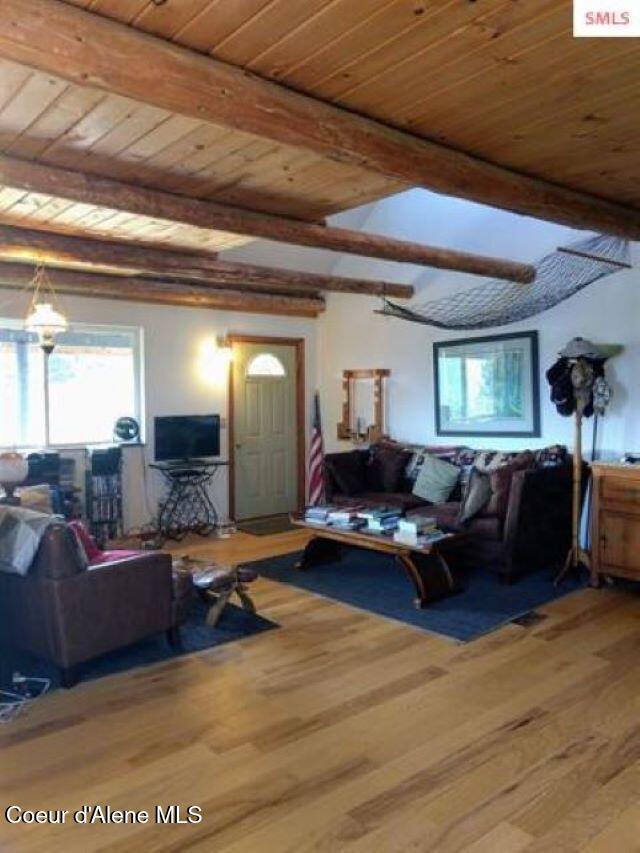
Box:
2;187;637;529
317;276;639;457
0;289;317;530
313;190;639;457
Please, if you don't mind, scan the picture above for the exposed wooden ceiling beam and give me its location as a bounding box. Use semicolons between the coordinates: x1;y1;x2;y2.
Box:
0;224;413;298
1;0;638;240
0;262;324;317
0;156;536;283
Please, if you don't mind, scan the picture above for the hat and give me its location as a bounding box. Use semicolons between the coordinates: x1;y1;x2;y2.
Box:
559;337;602;360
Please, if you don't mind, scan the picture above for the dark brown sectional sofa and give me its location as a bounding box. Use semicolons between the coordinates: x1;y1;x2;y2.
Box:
323;442;580;582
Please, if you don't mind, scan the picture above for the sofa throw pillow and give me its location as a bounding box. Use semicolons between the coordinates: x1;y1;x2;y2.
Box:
325;450;367;496
458;467;492;525
482;451;535;519
533;444;568;468
454;448;481;489
474;450;518;473
405;445;466;485
365;445;412;493
412;454;460;504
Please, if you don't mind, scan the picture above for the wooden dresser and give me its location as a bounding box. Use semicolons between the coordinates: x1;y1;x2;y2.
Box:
591;463;640;585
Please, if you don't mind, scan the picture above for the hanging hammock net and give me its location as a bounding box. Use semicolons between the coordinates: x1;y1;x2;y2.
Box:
380;234;631;330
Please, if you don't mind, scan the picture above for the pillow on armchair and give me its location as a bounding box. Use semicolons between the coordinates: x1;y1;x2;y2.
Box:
68;519;102;562
67;520;143;566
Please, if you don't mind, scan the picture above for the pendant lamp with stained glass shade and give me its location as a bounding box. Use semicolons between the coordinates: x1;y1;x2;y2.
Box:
24;264;68;353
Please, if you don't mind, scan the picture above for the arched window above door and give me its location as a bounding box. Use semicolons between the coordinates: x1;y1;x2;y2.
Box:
246;352;287;377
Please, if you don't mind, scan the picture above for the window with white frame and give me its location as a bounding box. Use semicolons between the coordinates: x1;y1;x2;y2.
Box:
246;352;287;377
0;322;143;448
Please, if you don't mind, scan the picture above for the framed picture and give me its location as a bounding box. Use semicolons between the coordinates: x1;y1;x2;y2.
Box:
434;331;540;437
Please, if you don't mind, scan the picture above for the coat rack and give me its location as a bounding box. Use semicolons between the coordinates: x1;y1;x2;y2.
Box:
558;359;594;582
550;338;619;585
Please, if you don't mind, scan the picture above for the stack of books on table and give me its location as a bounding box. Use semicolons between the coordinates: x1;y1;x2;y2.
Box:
303;505;335;524
418;529;452;546
393;515;439;546
326;506;366;530
357;506;403;534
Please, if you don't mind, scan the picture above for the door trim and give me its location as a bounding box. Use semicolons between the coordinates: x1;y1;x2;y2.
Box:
228;334;305;521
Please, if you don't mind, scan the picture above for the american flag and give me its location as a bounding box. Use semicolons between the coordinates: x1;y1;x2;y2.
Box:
307;391;325;506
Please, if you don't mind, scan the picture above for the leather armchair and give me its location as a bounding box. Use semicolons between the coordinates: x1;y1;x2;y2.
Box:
0;522;176;687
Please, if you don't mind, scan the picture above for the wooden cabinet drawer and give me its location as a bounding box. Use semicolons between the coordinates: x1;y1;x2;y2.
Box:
601;477;640;507
599;511;640;579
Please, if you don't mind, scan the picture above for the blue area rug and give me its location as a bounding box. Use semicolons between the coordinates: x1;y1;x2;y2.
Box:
0;599;278;691
251;549;583;642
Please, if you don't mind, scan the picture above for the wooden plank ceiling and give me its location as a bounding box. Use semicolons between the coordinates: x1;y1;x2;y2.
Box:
0;53;404;253
62;0;640;210
0;0;636;317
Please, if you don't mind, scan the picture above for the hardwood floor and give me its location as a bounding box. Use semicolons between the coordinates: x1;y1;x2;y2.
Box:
1;529;640;852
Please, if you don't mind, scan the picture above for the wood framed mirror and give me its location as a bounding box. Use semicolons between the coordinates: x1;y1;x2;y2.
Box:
337;369;390;444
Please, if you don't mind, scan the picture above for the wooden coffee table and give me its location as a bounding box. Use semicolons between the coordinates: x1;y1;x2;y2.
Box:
290;514;467;608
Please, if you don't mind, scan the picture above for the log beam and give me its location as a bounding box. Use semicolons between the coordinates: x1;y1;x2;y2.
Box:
0;224;413;298
0;262;324;317
0;156;535;283
0;0;638;239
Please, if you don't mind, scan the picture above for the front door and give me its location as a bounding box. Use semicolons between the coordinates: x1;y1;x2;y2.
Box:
232;340;299;520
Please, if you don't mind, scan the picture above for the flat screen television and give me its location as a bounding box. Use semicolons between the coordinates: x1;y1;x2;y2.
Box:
154;414;220;462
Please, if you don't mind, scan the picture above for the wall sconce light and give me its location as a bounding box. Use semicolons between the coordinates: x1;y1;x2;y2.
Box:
216;335;233;366
198;335;232;387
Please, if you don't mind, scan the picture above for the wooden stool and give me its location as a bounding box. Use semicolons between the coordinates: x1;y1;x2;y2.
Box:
191;565;258;627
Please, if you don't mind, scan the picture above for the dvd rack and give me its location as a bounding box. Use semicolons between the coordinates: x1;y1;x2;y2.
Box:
86;447;123;547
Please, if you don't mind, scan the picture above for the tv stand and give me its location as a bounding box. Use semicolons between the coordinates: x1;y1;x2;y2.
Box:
150;459;228;542
161;458;213;469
